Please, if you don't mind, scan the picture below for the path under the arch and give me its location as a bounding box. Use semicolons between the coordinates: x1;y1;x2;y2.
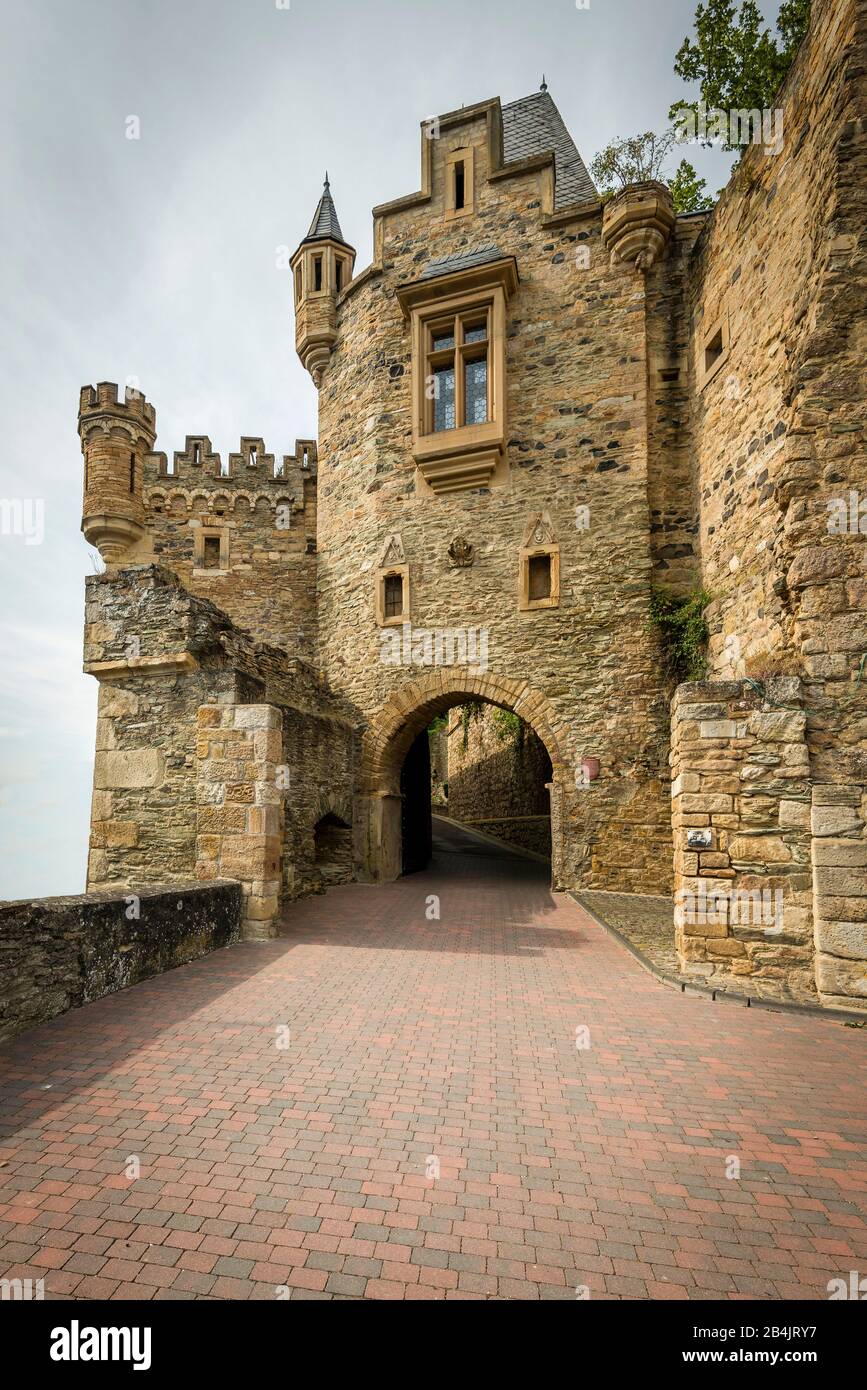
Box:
0;822;865;1301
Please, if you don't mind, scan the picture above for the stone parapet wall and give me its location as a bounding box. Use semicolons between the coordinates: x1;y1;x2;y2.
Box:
0;882;240;1042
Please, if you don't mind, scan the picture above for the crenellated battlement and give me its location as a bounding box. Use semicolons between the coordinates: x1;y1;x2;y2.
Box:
144;436;317;482
78;381;156;436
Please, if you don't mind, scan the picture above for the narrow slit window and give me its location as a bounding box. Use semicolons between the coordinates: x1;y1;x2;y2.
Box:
454;160;465;210
129;452;135;494
314;256;323;292
192;442;200;464
704;327;724;375
248;446;257;467
383;573;403;619
528;554;552;602
335;259;343;293
294;264;302;302
202;536;221;570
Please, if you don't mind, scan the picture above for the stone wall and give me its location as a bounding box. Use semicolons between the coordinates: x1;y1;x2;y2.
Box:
83;564;359;909
812;779;867;1006
458;815;552;858
672;678;814;1002
645;217;706;596
139;438;319;656
0;882;240;1042
666;0;867;1009
447;705;551;817
195;704;285;939
686;0;866;684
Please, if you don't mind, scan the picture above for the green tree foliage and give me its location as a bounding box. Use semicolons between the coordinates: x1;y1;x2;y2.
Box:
669;158;714;212
669;0;811;150
590;133;714;212
590;129;678;197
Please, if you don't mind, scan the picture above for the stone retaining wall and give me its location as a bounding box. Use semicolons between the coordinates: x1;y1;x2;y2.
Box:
0;881;241;1042
458;815;551;859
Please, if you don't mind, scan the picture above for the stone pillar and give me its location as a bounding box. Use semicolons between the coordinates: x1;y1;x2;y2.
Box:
367;791;402;882
812;782;867;1008
671;678;814;1000
196;704;285;940
547;778;565;890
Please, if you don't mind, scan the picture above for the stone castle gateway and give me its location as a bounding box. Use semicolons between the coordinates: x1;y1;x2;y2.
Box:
77;0;866;1009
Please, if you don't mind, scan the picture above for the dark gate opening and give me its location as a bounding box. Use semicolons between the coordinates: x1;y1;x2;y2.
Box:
400;729;432;874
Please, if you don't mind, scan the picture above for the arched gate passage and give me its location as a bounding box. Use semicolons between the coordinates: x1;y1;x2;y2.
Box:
358;669;567;886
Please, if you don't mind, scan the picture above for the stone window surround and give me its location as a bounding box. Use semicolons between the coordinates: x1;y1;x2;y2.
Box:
375;562;410;627
444;146;475;219
697;306;731;390
397;257;518;495
193;523;230;575
519;541;560;611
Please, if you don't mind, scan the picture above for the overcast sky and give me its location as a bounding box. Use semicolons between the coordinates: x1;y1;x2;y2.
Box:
0;0;780;899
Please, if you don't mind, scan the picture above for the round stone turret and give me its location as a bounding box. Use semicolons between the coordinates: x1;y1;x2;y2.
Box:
78;382;156;564
291;175;356;387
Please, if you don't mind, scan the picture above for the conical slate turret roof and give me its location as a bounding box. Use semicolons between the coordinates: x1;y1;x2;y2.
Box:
303;173;352;246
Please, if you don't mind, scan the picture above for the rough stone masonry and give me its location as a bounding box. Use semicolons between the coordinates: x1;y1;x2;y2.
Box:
71;0;864;1008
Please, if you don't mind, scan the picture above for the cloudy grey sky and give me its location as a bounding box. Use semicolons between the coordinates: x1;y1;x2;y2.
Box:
0;0;776;898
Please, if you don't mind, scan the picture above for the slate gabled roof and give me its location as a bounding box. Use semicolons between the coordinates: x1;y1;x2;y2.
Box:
420;245;505;280
304;174;350;245
501;89;597;209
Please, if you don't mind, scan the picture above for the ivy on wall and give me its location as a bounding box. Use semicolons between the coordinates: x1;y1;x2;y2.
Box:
648;587;711;684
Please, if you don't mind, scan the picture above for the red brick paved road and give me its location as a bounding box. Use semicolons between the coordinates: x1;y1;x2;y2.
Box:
1;824;865;1301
